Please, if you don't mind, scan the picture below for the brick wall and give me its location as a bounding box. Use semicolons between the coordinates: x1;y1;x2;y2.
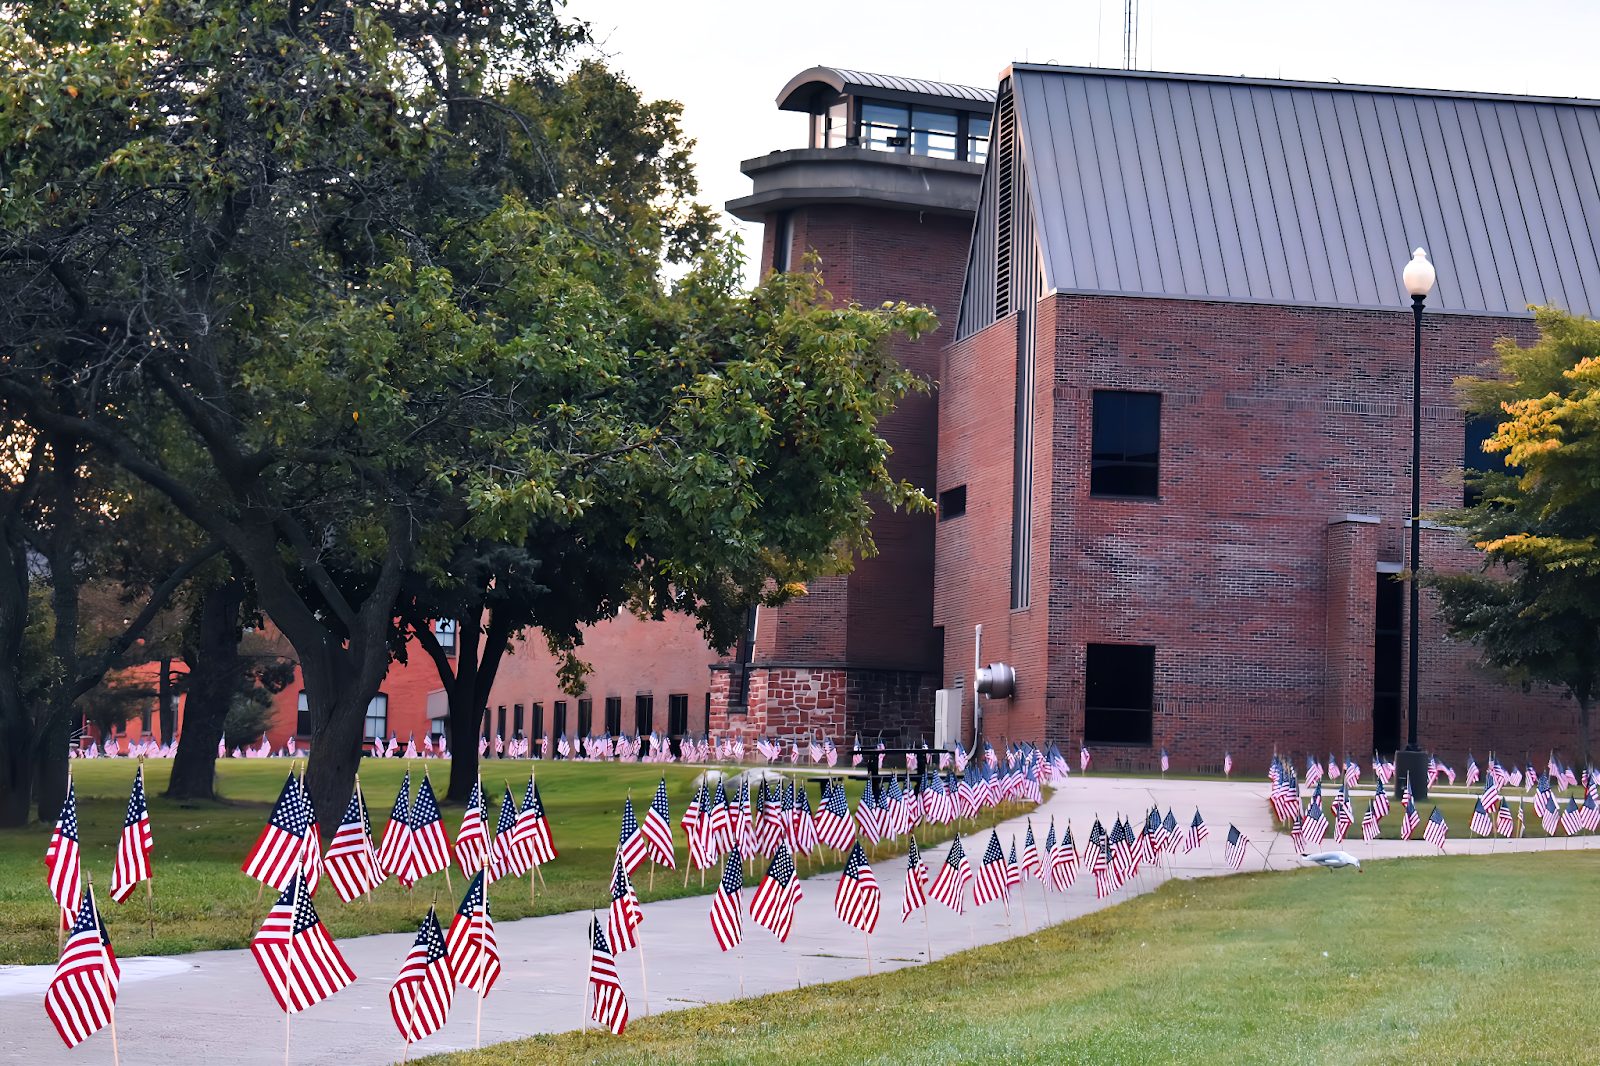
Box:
939;292;1578;774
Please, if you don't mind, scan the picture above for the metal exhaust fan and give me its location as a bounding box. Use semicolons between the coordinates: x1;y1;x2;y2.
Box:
975;662;1015;700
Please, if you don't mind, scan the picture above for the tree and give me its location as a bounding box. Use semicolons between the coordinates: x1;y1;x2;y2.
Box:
1434;307;1600;767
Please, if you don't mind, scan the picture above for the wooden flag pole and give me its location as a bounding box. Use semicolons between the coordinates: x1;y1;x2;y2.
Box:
638;936;651;1016
922;894;933;964
864;931;873;975
88;878;120;1066
1017;877;1029;934
475;851;487;1050
145;877;156;939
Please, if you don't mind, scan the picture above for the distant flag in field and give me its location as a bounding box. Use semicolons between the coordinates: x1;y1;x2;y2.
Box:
409;775;452;880
1470;799;1493;837
109;764;154;903
834;841;880;934
389;905;453;1044
514;777;557;866
44;883;118;1049
242;772;311;891
1466;754;1481;787
606;857;643;954
1496;800;1515;838
376;771;416;884
587;919;628;1034
251;872;356;1013
1160;749;1170;773
1372;781;1390;822
446;870;500;995
750;842;803;941
1080;745;1091;772
325;782;382;902
1224;825;1248;871
1360;800;1379;842
44;775;83;922
1400;779;1419;840
488;786;525;883
929;836;973;914
1423;806;1448;849
901;836;929;921
1185;808;1209;852
709;844;744;950
616;796;649;875
1561;797;1583;836
641;778;676;868
1223;751;1232;777
1333;787;1353;843
454;780;489;878
1517;800;1526;837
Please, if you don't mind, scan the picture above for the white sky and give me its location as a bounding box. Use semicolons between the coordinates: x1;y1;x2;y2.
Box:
563;0;1600;284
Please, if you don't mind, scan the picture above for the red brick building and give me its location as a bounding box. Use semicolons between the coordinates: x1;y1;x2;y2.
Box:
720;63;1600;773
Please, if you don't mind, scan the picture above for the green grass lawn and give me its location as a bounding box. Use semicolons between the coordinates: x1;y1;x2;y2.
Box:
0;758;1033;965
422;849;1600;1066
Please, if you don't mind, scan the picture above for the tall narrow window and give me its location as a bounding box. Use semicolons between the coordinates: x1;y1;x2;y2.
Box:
938;485;967;520
1083;645;1154;745
577;698;593;738
1091;391;1161;498
635;694;654;735
552;701;568;744
364;695;388;743
772;211;794;273
513;703;524;738
496;705;507;739
1373;574;1404;754
531;702;544;741
604;696;623;736
668;694;690;736
1463;415;1517;506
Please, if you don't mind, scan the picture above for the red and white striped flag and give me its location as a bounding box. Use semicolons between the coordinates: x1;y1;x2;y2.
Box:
242;772;311;891
375;772;416;884
324;782;381;903
44;883;119;1048
487;786;525;883
1021;821;1043;881
1224;825;1249;871
749;842;803;941
109;764;154;903
709;844;744;950
1423;806;1448;849
389;905;453;1044
251;872;356;1013
900;836;929;921
408;774;452;881
1049;820;1077;891
641;777;676;868
453;779;489;879
445;870;500;996
513;777;557;867
45;776;83;924
834;841;880;934
606;856;643;953
587;919;629;1034
929;836;972;914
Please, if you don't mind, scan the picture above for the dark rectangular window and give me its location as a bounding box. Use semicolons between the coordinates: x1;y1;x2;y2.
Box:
604;696;623;736
577;698;593;738
1083;643;1155;745
531;702;543;741
1091;390;1161;498
296;691;311;736
938;485;967;521
513;703;524;738
482;706;492;741
668;694;689;736
1463;415;1519;506
635;694;654;735
704;692;711;731
1373;574;1403;754
496;705;506;739
553;701;567;744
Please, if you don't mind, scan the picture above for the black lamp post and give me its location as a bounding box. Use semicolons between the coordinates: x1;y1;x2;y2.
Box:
1395;248;1436;800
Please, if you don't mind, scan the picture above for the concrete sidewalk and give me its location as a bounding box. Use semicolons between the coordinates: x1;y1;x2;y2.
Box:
3;774;1592;1065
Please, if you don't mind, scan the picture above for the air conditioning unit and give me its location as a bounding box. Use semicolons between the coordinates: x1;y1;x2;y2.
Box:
934;689;959;749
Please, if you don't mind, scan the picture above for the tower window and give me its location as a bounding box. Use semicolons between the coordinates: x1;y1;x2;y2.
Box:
1091;390;1161;498
1083;644;1154;745
939;485;967;520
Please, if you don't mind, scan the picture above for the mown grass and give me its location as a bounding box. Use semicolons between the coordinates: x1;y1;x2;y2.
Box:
0;758;1034;965
421;850;1600;1066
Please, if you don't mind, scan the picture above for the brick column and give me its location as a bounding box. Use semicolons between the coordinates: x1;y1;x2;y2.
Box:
1325;514;1379;757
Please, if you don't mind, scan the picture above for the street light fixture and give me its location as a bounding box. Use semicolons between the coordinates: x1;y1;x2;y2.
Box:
1396;248;1435;799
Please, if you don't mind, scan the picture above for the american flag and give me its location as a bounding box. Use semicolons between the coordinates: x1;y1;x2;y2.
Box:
857;778;883;845
1093;840;1116;899
1470;799;1493;837
1185;808;1209;852
588;919;629;1035
1401;787;1419;840
1021;821;1042;880
109;764;154;903
1423;806;1448;849
44;883;118;1049
1269;770;1300;824
410;775;452;881
928;836;972;914
1496;800;1515;837
1372;782;1390;821
834;842;880;933
1560;797;1583;836
1224;824;1248;870
389;905;453;1043
972;831;1008;907
513;777;557;866
325;783;381;902
900;836;929;921
242;772;310;891
45;775;83;923
616;796;649;875
641;777;676;867
606;856;643;953
710;781;734;855
1086;817;1107;871
1161;809;1179;854
1333;790;1353;843
1481;775;1502;814
1582;792;1599;832
446;870;500;995
1005;837;1023;891
1301;799;1328;852
488;785;526;883
1224;751;1233;777
1466;754;1481;786
709;844;744;950
750;842;803;941
1361;801;1379;842
251;872;356;1013
376;771;415;883
1050;821;1077;891
1080;745;1091;772
792;783;820;856
1304;755;1323;789
454;780;489;878
816;779;855;851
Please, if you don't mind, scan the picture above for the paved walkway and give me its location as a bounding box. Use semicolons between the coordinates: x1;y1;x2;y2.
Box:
3;774;1593;1065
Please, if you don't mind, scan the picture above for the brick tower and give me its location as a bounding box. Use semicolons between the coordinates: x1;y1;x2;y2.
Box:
713;67;994;747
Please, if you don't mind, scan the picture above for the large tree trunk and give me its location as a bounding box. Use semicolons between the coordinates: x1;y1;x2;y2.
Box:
445;610;482;802
157;658;176;746
0;504;35;826
302;650;388;838
35;431;79;824
167;577;244;801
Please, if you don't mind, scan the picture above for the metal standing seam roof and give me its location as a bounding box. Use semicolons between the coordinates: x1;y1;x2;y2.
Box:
1009;64;1600;317
777;66;996;110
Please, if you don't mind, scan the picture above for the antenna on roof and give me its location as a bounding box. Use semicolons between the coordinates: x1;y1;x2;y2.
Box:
1123;0;1138;70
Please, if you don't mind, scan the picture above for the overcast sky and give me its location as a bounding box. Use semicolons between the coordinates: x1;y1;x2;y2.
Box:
562;0;1600;282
